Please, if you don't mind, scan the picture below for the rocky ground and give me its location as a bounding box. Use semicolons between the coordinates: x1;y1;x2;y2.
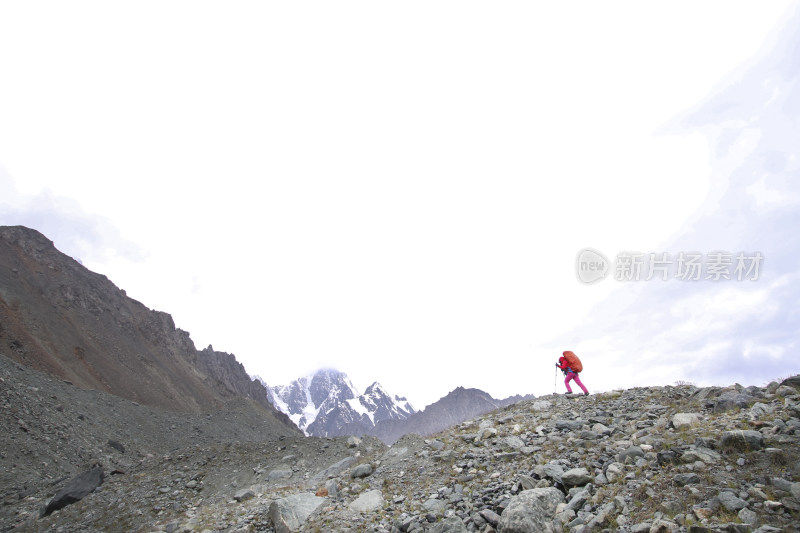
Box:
0;352;298;531
3;353;800;532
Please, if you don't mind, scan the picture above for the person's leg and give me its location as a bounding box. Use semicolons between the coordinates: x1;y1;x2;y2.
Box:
573;373;589;394
564;373;574;393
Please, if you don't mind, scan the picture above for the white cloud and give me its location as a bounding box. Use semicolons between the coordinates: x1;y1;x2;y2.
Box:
0;2;798;407
550;7;800;394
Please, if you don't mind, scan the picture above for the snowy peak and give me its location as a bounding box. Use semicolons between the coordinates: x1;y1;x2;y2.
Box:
307;368;358;407
359;382;415;423
266;370;416;437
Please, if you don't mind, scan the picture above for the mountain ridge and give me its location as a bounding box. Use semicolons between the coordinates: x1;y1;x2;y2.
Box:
263;369;417;438
0;225;297;434
265;369;535;444
372;385;536;444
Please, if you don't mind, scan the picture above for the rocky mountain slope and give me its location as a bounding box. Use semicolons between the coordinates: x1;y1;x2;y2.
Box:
0;351;300;531
7;367;800;532
263;369;416;438
0;225;292;428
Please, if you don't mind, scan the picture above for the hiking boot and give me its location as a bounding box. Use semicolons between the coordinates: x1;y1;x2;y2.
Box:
584;392;589;396
564;391;573;395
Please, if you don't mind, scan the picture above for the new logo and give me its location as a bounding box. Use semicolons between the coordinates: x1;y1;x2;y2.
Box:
575;248;610;284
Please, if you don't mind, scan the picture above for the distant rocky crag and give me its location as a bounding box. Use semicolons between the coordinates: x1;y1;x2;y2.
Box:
0;225;294;430
372;386;535;445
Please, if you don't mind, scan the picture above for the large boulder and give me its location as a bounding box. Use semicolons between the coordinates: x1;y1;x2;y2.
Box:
713;392;755;413
497;487;564;533
720;430;764;451
561;468;592;488
503;436;525;450
618;445;645;463
41;467;104;517
780;375;800;390
268;493;327;533
671;413;702;430
309;456;355;484
718;491;748;512
555;419;584;431
533;463;564;484
531;400;552;411
350;463;373;479
349;489;384;513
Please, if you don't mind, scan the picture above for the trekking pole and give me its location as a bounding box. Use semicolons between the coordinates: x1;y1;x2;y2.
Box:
554;365;557;394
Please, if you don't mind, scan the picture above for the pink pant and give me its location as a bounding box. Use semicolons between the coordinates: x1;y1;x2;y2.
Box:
565;372;588;394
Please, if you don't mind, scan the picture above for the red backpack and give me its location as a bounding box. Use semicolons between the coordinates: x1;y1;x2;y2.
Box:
563;351;583;373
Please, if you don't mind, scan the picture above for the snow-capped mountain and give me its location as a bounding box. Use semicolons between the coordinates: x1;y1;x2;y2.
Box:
259;369;416;437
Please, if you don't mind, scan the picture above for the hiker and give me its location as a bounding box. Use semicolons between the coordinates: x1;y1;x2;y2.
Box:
557;350;589;395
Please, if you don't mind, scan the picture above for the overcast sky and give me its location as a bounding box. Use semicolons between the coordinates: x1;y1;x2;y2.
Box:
1;2;798;409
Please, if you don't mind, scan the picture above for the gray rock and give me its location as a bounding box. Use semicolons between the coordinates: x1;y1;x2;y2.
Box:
592;423;613;435
479;508;501;526
661;499;683;515
738;507;758;524
427;516;469;533
423;498;446;514
269;493;327;533
477;427;497;441
349;489;384;512
565;488;590;512
753;526;783;533
648;519;677;532
41;467;104;517
233;489;255;502
518;474;537;490
324;479;338;498
347;436;361;448
503;435;525;450
585;501;615;529
428;439;445;450
713;391;755;413
749;402;773;419
780;375;800;389
311;456;355;482
555;419;584;431
673;473;700;486
561;467;592;488
531;400;551;411
604;462;625;483
534;463;564;484
671;413;702;430
268;469;293;481
718;491;748;512
497;487;564;533
771;477;795;492
681;446;720;464
721;430;764;450
350;463;374;479
792;482;800;500
618;446;645;463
